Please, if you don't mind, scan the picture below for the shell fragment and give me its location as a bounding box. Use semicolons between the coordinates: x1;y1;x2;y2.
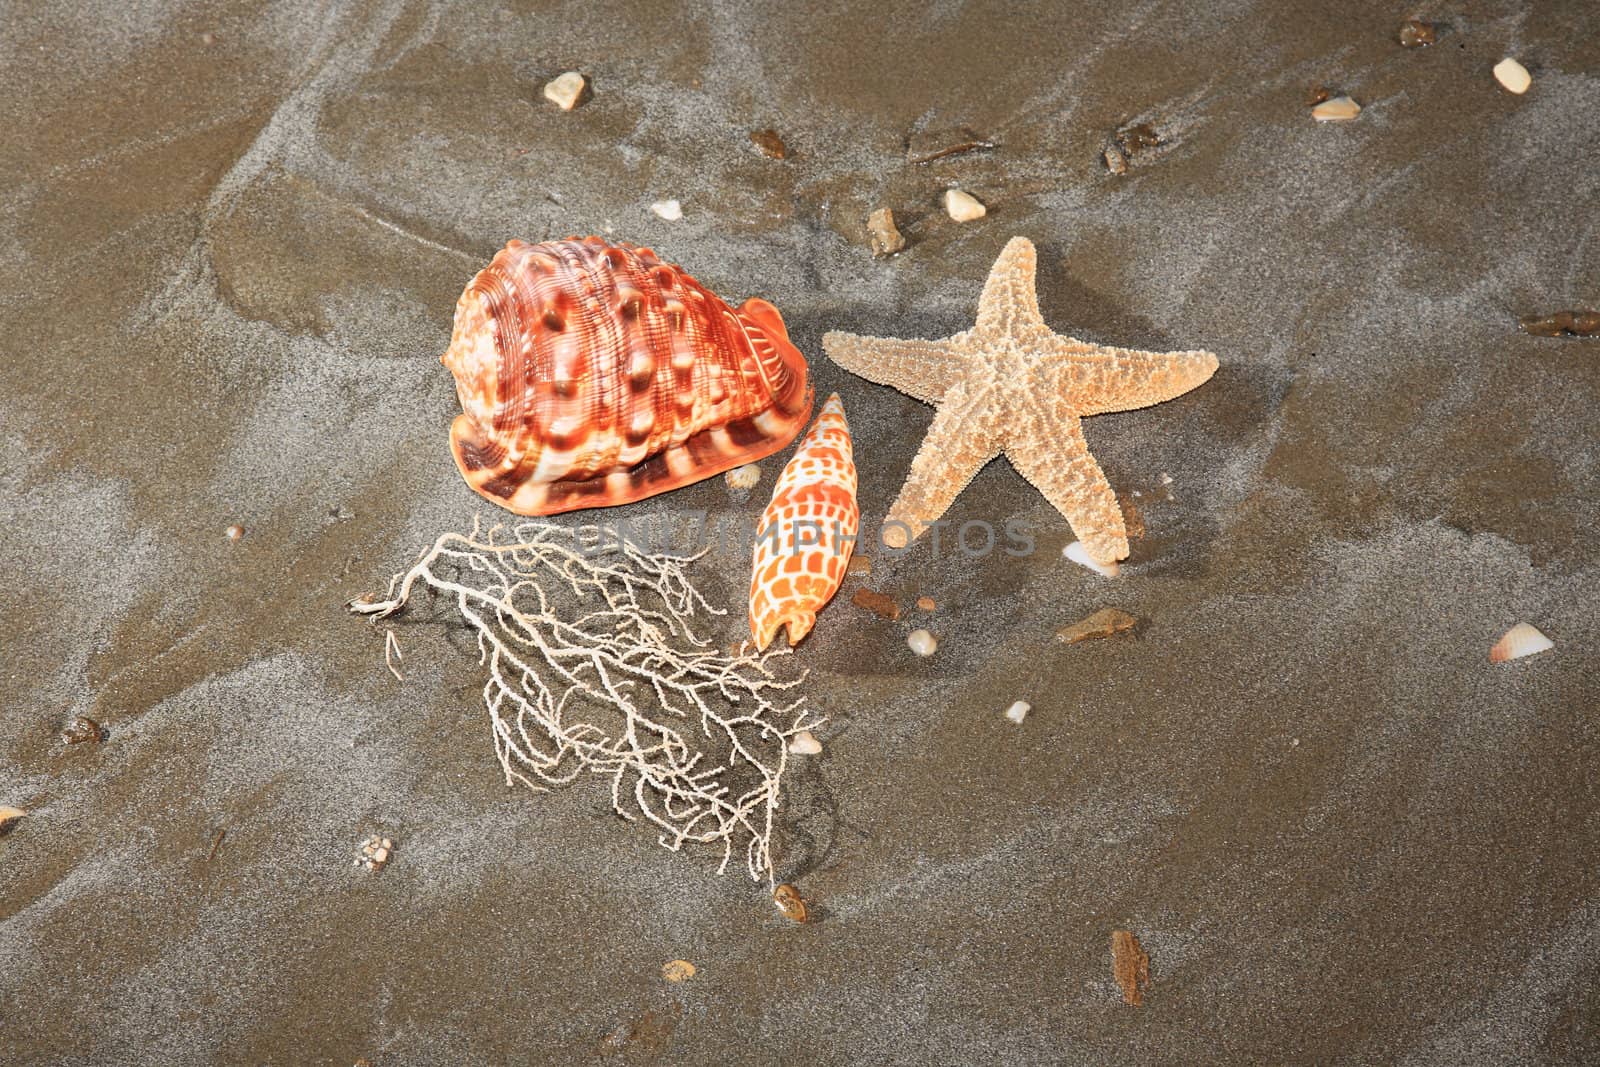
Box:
1493;58;1531;95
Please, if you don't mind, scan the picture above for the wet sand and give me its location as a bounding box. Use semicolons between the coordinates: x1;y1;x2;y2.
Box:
2;1;1598;1063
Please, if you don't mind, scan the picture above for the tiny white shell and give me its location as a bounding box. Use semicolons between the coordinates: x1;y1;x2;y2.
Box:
544;71;588;110
788;730;822;755
944;189;987;222
1005;700;1030;723
907;629;938;657
651;199;683;221
1064;540;1120;577
1493;57;1531;95
1489;622;1553;663
1312;96;1361;122
725;464;762;492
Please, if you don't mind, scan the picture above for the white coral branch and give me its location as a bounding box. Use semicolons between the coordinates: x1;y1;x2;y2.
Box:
350;519;816;883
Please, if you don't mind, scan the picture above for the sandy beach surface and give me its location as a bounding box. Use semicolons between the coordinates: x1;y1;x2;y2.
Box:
3;1;1598;1063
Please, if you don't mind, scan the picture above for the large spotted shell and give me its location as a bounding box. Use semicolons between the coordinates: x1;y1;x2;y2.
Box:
443;237;813;515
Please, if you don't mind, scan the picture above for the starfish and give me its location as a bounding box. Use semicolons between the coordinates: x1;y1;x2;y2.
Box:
823;236;1217;563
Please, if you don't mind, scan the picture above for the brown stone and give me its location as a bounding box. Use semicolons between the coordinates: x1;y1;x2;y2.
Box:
1111;930;1150;1006
851;588;901;620
1055;608;1138;644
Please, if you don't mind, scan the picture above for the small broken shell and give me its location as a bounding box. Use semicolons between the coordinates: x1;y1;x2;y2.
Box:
907;629;937;657
1064;541;1120;577
1493;57;1531;95
725;463;762;497
867;207;906;256
773;883;808;923
661;959;696;982
1005;700;1030;724
543;71;588;110
788;730;822;756
0;805;25;834
943;189;986;222
650;199;683;221
1311;96;1361;122
1489;622;1553;663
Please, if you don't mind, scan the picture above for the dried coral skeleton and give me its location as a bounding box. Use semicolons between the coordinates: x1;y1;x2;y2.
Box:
351;519;817;882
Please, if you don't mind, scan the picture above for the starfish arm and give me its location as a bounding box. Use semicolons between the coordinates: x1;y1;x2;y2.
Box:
1006;415;1130;563
1047;340;1219;416
822;331;965;404
974;236;1046;337
880;387;1001;547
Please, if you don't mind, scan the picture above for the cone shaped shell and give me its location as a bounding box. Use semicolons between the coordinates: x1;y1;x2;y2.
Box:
749;394;859;650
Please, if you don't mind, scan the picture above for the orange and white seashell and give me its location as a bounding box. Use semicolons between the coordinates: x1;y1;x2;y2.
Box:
442;237;813;515
1488;622;1553;663
749;394;859;650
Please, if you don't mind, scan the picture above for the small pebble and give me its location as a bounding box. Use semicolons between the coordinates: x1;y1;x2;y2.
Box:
661;959;696;982
845;556;872;577
1005;700;1030;724
1306;85;1332;107
61;717;105;745
225;524;245;540
357;834;393;871
788;730;822;756
1311;96;1361;122
1493;57;1531;95
1398;19;1436;47
650;199;683;221
199;31;216;46
943;189;986;222
915;596;936;611
1103;145;1128;175
867;207;906;256
772;883;808;923
543;71;588;110
907;629;937;657
749;128;788;159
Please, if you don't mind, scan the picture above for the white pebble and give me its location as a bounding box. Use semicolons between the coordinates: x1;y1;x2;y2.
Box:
381;838;392;850
943;189;987;222
372;846;389;863
650;199;683;221
1311;96;1361;122
1063;540;1120;577
1493;57;1531;95
1005;701;1030;724
543;71;588;110
907;629;937;657
788;730;822;756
